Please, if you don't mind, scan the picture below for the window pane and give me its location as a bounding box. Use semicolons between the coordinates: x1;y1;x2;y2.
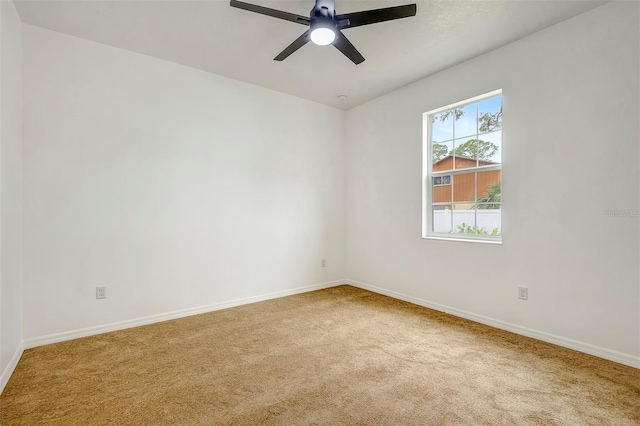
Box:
477;174;501;203
452;205;476;235
432;140;453;170
478;131;501;164
452;172;475;203
455;103;477;140
433;205;453;233
476;203;501;210
432;111;453;142
452;137;479;169
432;180;452;202
478;96;502;134
476;205;501;235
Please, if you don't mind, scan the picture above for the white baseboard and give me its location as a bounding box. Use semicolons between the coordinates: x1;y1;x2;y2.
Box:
23;280;345;350
345;279;640;369
17;278;639;375
0;342;24;396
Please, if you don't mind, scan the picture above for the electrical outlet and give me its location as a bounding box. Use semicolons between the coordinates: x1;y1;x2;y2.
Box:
96;286;107;299
321;259;326;268
518;286;528;300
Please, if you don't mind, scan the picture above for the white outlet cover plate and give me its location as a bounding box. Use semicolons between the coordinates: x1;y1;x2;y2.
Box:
96;286;107;299
518;287;528;300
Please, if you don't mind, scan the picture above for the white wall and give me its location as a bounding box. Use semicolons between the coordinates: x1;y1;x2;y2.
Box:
346;1;639;364
13;0;640;369
22;25;345;341
0;0;24;385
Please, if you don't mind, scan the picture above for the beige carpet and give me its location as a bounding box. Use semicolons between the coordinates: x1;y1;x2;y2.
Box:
1;285;638;425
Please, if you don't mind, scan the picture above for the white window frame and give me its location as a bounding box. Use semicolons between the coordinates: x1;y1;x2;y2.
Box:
422;89;502;244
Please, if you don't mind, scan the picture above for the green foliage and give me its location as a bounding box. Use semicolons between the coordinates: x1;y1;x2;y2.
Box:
433;139;499;163
432;142;449;162
431;106;501;164
453;139;498;161
431;106;502;132
432;109;464;123
476;181;501;208
453;222;500;236
479;111;502;133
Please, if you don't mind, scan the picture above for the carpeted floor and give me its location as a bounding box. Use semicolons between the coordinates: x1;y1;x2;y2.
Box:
1;285;639;425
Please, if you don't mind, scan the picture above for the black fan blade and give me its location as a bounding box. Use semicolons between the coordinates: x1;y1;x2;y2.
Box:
336;4;416;29
274;30;311;61
230;0;311;25
333;31;365;65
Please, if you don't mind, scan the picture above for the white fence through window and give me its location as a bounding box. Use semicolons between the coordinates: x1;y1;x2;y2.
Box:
433;209;501;234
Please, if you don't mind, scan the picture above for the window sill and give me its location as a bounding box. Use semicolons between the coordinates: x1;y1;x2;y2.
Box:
423;234;502;245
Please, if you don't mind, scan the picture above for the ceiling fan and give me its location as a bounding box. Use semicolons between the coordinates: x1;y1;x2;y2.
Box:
230;0;417;65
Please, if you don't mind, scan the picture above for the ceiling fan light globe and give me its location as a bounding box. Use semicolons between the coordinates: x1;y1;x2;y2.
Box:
310;27;336;46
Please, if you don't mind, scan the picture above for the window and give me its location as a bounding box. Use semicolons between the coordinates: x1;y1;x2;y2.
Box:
433;175;451;186
423;90;502;243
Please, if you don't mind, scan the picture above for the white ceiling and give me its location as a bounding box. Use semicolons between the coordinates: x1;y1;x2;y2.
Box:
14;0;608;110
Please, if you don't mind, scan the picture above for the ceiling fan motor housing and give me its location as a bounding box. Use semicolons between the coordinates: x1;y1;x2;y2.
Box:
312;0;335;19
310;0;337;39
